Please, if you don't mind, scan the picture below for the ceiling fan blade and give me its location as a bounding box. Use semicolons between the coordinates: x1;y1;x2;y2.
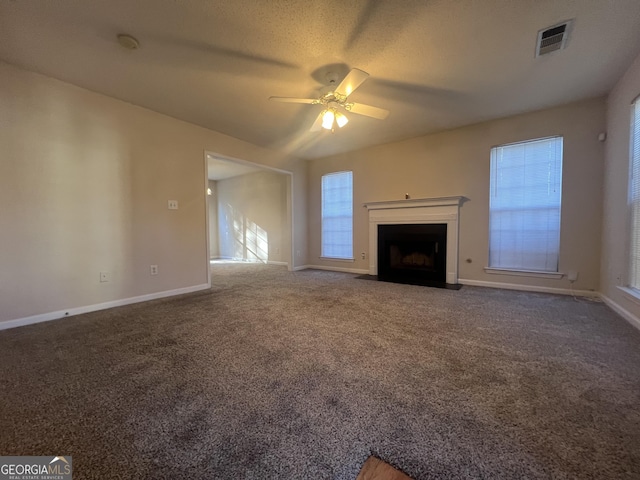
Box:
269;96;317;104
334;68;370;97
348;102;389;120
310;112;324;132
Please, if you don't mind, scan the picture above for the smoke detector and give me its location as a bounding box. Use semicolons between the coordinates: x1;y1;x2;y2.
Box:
117;34;140;50
535;20;573;57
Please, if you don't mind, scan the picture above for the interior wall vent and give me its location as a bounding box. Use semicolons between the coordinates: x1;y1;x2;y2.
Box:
536;20;573;57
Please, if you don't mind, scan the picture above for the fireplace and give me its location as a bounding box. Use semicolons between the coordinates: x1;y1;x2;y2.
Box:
364;196;464;285
378;224;447;283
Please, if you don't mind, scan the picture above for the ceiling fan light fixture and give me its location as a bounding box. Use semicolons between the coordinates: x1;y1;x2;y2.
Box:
321;109;335;130
269;68;389;131
335;111;348;128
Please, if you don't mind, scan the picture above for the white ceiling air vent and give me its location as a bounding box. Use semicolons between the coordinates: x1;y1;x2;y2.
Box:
536;20;573;57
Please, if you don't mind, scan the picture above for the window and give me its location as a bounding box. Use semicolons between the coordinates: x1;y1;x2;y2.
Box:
321;171;353;259
629;99;640;288
489;136;563;272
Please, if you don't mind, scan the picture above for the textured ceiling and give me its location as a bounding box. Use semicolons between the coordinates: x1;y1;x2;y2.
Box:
1;0;640;159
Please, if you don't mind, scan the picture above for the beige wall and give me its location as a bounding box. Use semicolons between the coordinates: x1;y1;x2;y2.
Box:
215;171;288;263
292;159;308;267
0;62;304;324
307;97;606;292
601;50;640;319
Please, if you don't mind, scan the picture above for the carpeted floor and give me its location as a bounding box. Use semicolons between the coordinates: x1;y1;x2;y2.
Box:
1;263;640;479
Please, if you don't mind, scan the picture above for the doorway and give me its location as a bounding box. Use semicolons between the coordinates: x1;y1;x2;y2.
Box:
204;153;293;271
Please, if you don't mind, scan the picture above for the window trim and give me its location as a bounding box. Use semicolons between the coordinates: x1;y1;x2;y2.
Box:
321;170;354;260
618;285;640;305
627;95;640;290
319;256;355;262
488;135;564;273
484;267;563;279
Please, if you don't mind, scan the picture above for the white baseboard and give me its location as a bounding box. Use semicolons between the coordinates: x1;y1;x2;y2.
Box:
0;283;211;331
305;264;370;275
458;278;600;297
292;265;309;271
600;294;640;331
267;261;288;266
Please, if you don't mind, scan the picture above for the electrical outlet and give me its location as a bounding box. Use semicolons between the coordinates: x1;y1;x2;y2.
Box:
567;271;578;282
168;200;178;210
150;265;158;275
99;271;110;283
361;252;366;260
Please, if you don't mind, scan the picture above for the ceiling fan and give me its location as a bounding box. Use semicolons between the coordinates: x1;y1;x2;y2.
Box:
269;68;389;132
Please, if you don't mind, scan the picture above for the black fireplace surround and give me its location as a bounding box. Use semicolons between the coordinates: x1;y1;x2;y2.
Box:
377;224;447;284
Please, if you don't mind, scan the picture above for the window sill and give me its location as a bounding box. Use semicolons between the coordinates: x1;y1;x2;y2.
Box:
484;267;563;279
320;256;355;263
617;286;640;305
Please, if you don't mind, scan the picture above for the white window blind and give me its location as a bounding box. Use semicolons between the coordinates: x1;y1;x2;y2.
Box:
489;136;563;272
629;99;640;288
321;171;353;259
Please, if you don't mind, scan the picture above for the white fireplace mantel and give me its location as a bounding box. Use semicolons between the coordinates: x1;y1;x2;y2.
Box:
364;196;465;284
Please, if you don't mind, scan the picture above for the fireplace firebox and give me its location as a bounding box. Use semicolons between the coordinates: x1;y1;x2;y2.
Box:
377;224;447;284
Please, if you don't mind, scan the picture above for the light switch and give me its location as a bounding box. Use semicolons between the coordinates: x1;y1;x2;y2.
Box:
168;200;178;210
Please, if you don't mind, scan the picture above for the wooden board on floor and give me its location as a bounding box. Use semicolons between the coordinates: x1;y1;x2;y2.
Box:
356;456;414;480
